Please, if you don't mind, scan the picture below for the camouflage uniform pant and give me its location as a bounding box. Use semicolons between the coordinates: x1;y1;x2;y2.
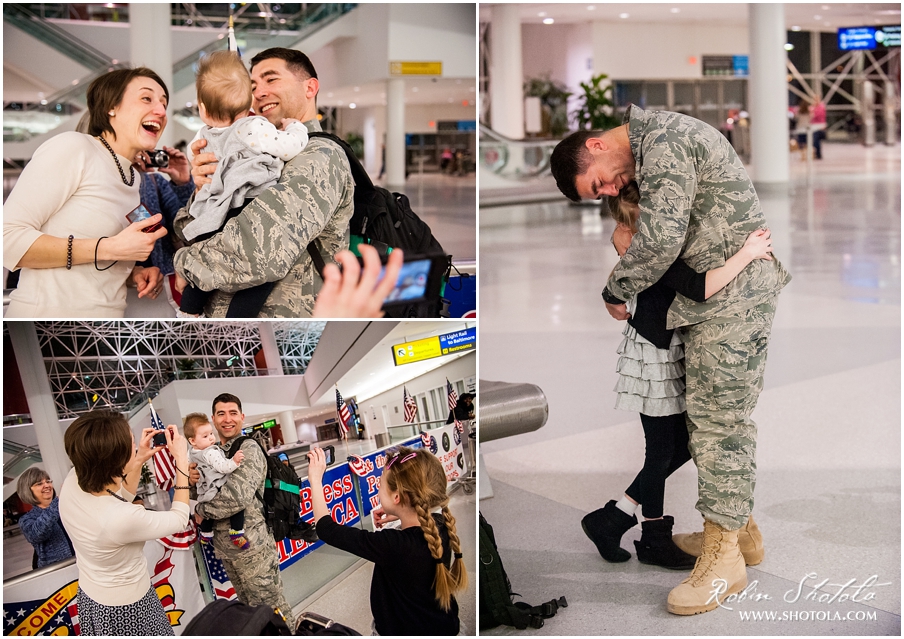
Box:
212;515;296;629
682;295;777;530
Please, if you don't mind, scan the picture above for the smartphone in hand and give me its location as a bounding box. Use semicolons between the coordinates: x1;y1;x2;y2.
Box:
126;203;162;233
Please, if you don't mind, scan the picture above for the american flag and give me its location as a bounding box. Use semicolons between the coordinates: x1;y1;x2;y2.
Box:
200;541;237;600
66;601;80;635
403;386;417;423
336;389;351;439
446;379;462;430
446;379;459;411
149;400;176;491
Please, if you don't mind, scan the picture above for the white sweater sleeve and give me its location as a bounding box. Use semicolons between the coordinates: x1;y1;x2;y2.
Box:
105;501;191;545
234;117;309;162
3;133;89;271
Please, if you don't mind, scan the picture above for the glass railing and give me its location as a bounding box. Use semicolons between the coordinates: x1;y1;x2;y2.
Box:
3;4;114;69
386;419;449;443
479;123;560;180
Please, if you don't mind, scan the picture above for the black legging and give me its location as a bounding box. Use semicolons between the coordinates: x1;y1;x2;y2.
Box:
624;412;692;519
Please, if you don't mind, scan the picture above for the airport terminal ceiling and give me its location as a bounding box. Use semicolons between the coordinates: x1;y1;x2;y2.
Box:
3;320;474;422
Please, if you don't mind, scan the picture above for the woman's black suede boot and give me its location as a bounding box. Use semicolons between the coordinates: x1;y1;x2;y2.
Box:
633;516;697;570
581;500;637;563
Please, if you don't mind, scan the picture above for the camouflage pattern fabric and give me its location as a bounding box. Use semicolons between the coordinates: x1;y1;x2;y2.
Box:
194;436;295;628
606;105;791;328
682;296;777;530
173;119;353;317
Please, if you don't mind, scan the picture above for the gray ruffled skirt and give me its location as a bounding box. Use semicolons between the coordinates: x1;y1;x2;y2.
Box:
613;323;686;417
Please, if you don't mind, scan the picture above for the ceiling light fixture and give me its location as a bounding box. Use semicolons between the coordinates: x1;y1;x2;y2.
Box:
543;17;554;24
538;11;547;17
671;7;680;14
619;13;630;19
349;103;356;109
784;43;794;51
791;26;802;31
587;5;596;10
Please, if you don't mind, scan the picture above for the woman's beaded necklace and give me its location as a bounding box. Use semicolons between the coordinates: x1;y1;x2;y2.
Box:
96;135;135;187
105;488;127;502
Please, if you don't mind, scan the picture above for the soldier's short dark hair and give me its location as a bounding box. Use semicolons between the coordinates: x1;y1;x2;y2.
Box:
212;393;243;415
64;410;133;494
550;130;602;203
86;67;169;139
250;47;318;80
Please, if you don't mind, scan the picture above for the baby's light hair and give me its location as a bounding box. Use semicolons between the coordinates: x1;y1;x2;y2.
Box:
182;412;210;441
383;447;468;611
196;51;252;123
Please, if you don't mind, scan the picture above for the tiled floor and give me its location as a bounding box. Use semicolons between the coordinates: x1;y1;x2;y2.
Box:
479;142;901;635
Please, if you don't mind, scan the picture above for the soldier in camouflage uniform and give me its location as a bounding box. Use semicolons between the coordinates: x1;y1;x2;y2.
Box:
194;393;295;628
173;48;353;317
551;105;791;614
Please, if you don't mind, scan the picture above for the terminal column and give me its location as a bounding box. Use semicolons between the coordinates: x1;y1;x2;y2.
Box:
279;411;299;445
8;322;70;486
257;322;284;376
748;4;789;187
489;4;524;139
129;4;174;148
385;78;406;191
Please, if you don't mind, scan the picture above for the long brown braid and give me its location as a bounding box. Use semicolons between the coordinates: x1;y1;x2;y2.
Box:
383;447;469;611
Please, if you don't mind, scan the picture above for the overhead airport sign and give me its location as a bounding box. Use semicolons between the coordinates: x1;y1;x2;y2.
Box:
392;327;476;366
390;61;442;76
838;25;900;51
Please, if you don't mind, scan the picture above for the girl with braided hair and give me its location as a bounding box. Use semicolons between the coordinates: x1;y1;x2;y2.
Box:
307;446;466;635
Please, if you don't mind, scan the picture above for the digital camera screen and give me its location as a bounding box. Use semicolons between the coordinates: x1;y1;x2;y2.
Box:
384;258;431;303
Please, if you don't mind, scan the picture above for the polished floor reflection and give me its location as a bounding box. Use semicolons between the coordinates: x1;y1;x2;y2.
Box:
479;142;900;635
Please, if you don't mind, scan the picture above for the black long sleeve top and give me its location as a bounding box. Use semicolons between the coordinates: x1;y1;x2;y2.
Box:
625;259;707;349
316;513;460;636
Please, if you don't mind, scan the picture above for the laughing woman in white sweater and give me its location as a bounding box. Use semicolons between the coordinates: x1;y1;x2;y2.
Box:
59;411;190;636
3;67;190;317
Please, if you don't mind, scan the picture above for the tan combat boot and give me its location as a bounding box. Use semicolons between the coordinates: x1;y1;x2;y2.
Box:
673;514;764;566
667;519;747;615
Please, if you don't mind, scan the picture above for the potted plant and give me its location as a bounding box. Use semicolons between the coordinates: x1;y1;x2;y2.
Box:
523;75;572;138
572;73;621;132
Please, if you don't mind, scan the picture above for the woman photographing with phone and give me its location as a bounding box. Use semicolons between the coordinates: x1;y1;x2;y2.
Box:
3;67;190;317
58;411;191;635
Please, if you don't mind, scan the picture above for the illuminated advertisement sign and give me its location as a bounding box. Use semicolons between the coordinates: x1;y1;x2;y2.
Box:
392;327;476;366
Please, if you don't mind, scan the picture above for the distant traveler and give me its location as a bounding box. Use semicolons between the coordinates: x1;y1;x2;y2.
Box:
59;411;190;635
307;446;467;635
4;68;178;317
16;468;74;569
551;105;790;615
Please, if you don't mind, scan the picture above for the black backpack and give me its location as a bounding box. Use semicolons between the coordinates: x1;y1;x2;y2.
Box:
306;132;451;318
183;599;292;635
225;437;317;543
479;512;567;630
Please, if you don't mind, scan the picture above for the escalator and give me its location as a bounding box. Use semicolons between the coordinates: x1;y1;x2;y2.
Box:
479;124;567;206
4;3;358;142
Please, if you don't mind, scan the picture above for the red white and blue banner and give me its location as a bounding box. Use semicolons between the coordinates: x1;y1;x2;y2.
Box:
4;534;206;636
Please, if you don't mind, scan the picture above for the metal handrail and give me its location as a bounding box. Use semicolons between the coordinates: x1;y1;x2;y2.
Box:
3;557;76;587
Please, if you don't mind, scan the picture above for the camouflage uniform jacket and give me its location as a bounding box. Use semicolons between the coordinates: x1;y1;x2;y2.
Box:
173;119;353;317
606;105;791;328
193;436;265;529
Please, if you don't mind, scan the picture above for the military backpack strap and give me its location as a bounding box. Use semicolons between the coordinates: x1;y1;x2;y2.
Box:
306;242;327;280
224;435;268;513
